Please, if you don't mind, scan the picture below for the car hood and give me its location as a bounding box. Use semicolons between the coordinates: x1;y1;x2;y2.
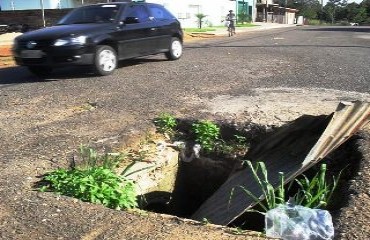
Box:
16;23;113;41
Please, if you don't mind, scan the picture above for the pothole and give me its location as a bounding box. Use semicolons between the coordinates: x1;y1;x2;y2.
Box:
37;101;369;237
135;118;364;233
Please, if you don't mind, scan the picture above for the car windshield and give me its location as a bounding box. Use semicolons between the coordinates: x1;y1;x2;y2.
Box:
58;4;121;25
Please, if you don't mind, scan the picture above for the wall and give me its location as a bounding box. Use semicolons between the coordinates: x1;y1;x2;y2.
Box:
0;9;71;29
146;0;235;28
0;0;78;10
286;12;296;24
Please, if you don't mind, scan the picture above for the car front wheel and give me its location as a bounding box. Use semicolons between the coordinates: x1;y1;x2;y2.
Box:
165;37;182;60
94;45;117;76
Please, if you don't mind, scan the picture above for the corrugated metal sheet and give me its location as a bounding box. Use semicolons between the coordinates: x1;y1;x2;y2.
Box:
192;101;370;225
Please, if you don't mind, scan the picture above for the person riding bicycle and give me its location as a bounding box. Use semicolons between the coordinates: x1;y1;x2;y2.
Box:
225;10;236;34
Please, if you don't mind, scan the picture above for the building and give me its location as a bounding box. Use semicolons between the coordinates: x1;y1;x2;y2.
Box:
0;0;80;10
146;0;237;28
256;0;298;24
0;0;297;28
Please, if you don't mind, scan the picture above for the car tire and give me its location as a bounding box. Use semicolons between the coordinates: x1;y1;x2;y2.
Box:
165;37;182;60
94;45;117;76
28;66;52;77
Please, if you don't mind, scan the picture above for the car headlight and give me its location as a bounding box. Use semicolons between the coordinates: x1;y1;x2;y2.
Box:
54;36;87;46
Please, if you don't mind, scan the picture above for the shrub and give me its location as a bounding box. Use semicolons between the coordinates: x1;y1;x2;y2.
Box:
154;113;177;137
41;166;137;210
192;120;220;152
40;146;137;210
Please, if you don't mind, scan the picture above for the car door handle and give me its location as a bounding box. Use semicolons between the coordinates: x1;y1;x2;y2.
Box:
150;28;157;31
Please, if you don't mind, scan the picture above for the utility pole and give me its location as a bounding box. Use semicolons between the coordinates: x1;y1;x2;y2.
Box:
10;0;15;10
40;0;46;27
285;0;288;24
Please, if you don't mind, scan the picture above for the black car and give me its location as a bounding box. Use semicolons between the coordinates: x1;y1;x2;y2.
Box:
13;2;183;76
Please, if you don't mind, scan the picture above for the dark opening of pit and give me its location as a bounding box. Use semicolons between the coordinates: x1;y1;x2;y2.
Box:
140;119;364;232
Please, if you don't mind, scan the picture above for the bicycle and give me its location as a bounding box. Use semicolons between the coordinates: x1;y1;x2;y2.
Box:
226;21;235;37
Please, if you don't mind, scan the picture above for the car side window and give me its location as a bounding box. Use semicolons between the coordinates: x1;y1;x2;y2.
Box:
148;5;175;21
124;5;150;23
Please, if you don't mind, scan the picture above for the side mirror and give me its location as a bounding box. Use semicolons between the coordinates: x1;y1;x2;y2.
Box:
124;17;140;24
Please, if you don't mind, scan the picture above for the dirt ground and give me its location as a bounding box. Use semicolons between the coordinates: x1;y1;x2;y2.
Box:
0;32;370;239
0;46;13;67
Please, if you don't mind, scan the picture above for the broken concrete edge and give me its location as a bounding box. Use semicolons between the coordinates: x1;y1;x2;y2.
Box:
127;209;271;239
124;147;179;196
191;101;370;225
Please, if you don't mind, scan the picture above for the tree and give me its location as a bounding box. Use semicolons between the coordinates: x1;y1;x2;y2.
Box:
354;7;368;23
359;0;370;23
286;0;322;20
301;0;322;19
324;0;347;23
346;2;361;21
361;0;370;13
195;13;207;29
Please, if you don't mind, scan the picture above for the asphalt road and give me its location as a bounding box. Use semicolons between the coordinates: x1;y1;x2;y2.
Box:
0;25;369;239
1;26;369;150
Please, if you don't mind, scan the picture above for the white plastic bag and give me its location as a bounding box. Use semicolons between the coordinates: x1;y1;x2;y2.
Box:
265;201;334;240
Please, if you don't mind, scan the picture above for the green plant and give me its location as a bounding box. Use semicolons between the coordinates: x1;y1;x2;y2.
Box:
39;146;142;210
292;164;343;209
78;145;123;170
230;227;247;235
41;166;137;210
195;13;207;29
232;134;248;152
229;161;344;215
192;120;220;152
154;113;177;136
201;218;211;225
216;135;248;156
237;12;251;23
229;161;285;214
183;27;216;32
235;23;258;27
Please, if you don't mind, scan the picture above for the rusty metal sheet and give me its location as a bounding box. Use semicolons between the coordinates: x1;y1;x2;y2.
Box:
191;101;370;225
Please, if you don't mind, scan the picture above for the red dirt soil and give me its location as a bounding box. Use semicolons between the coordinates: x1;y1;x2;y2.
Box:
0;45;12;57
0;45;14;68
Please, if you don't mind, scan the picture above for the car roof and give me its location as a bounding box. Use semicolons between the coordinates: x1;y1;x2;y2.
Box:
94;1;160;6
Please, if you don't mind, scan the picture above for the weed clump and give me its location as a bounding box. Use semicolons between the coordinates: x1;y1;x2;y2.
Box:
40;146;138;210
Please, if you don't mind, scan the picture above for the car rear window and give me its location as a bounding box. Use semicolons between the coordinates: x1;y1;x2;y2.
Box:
58;5;121;25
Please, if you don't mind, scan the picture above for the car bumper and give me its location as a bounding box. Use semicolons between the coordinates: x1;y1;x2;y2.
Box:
13;45;95;67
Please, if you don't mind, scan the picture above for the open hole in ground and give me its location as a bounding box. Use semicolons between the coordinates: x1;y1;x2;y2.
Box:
137;116;364;233
35;102;369;237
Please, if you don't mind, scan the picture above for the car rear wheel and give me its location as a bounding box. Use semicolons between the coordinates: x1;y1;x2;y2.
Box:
165;37;182;60
94;45;117;76
28;66;53;77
